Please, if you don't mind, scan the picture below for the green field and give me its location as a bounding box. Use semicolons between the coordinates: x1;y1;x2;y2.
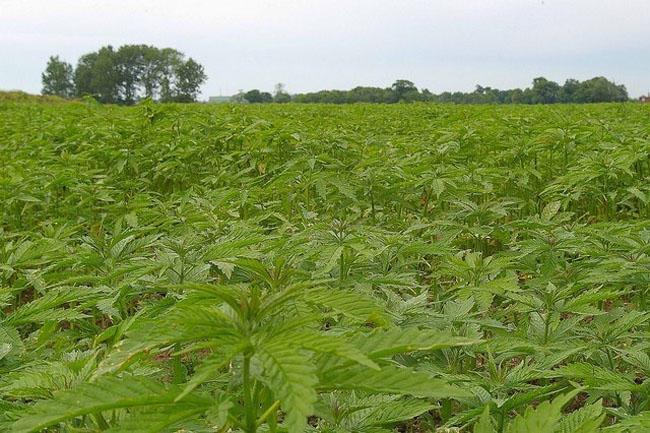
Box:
2;97;650;432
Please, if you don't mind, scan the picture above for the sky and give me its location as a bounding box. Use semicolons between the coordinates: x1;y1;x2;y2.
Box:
1;0;649;99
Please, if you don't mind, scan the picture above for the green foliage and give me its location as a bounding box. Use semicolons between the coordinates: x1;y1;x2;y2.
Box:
243;89;274;104
1;100;649;432
292;77;629;104
46;44;207;104
41;56;74;98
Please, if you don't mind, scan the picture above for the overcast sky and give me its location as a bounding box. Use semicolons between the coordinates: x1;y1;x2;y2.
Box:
1;0;649;99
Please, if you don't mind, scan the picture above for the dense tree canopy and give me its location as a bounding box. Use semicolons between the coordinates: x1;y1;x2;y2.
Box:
42;45;207;104
242;89;273;103
288;77;629;104
41;56;74;98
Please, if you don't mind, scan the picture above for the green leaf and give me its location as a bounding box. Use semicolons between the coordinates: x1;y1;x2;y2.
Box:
504;390;579;433
361;398;434;427
350;327;480;359
103;401;211;433
5;287;101;325
11;376;212;433
474;406;496;433
555;363;637;391
319;364;471;399
542;201;561;220
304;287;387;324
256;340;318;433
288;331;380;370
555;400;604;433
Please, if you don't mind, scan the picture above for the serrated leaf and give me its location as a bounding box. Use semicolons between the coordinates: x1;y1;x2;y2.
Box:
257;340;318;433
319;364;471;399
11;376;212;433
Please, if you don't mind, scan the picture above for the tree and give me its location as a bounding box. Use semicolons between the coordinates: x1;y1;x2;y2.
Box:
390;79;418;102
273;83;291;103
243;89;261;103
73;52;97;98
289;76;630;105
53;45;206;104
348;86;392;103
243;89;273;103
560;79;580;103
509;88;525;104
92;46;121;104
41;56;74;98
73;46;120;103
420;88;434;101
157;48;185;102
530;77;561;104
573;77;628;103
172;58;207;102
115;45;147;104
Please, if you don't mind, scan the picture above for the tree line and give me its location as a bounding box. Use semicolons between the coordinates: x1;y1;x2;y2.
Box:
42;45;207;104
236;77;629;104
436;77;629;104
42;46;629;105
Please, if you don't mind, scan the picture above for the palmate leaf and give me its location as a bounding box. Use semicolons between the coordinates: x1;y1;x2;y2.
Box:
443;383;566;429
1;361;77;399
175;282;242;310
256;339;318;433
0;325;24;360
96;303;240;375
474;406;495;433
322;394;433;432
556;400;605;433
314;245;344;276
318;364;471;399
202;231;267;262
5;286;102;325
554;363;637;391
503;394;570;433
359;397;434;427
11;375;213;433
349;327;480;359
103;400;213;433
498;383;566;415
286;331;379;369
103;393;232;433
303;287;388;324
562;288;621;314
501;390;604;433
316;327;480;379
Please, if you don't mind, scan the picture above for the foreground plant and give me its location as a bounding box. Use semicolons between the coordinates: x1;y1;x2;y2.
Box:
12;274;477;433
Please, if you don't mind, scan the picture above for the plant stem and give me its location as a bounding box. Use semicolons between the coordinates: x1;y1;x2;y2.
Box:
243;352;256;433
257;400;281;427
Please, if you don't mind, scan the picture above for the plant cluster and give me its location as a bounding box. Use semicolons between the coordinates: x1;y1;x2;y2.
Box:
1;99;649;432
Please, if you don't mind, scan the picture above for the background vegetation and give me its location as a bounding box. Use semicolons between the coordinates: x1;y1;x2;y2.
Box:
42;45;207;104
270;77;629;104
42;46;628;105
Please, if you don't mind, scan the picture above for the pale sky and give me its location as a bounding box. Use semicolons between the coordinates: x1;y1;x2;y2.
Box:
1;0;649;99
